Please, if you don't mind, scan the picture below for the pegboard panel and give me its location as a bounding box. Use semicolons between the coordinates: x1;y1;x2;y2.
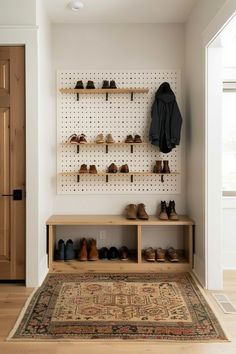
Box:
57;70;181;194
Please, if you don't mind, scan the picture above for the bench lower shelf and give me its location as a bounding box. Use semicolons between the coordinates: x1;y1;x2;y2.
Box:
51;259;191;273
47;215;194;274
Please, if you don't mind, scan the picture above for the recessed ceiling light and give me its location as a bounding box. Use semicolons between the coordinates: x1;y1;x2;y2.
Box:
68;0;84;11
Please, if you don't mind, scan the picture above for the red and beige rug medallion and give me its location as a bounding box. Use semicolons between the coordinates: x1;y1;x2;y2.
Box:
9;273;227;341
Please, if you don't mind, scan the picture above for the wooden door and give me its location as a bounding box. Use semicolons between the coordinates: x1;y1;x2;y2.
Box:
0;47;25;280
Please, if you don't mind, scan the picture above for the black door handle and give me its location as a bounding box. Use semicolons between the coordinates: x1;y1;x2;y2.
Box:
2;189;23;200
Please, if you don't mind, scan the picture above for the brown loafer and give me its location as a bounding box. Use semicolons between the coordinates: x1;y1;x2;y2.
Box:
137;203;149;220
134;134;142;143
96;133;105;144
120;164;129;173
107;163;118;173
106;133;115;144
145;247;155;262
125;135;134;143
68;134;79;144
156;248;166;262
126;204;137;220
79;164;88;173
89;165;97;174
88;239;98;261
78;238;88;261
167;247;179;262
78;133;87;144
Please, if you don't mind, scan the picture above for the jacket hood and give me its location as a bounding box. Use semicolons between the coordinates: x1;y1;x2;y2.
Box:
155;82;176;103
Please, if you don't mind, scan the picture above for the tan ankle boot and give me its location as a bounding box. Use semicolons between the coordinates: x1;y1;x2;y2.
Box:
88;239;98;261
137;203;149;220
153;160;162;173
78;238;87;261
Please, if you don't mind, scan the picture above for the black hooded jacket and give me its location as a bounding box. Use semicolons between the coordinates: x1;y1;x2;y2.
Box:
149;82;182;153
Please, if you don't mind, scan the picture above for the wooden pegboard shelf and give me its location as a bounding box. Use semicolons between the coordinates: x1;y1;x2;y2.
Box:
60;88;149;94
60;87;149;101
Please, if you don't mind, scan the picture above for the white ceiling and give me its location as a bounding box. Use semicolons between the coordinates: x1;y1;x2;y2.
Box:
45;0;198;24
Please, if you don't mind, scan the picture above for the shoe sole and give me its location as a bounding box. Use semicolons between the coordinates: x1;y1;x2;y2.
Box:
79;171;88;173
146;258;155;262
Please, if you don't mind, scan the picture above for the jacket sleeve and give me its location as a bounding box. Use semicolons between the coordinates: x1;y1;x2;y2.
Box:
170;101;182;145
149;100;161;147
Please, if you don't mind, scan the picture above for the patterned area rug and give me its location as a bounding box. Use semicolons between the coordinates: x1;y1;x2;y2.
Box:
9;273;227;341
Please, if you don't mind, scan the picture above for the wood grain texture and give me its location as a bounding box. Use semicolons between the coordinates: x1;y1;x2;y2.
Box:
0;46;25;280
47;215;194;273
60;88;149;94
46;215;194;226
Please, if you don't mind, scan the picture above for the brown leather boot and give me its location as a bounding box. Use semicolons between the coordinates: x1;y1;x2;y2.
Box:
79;164;88;173
153;160;162;173
89;165;97;174
162;160;170;173
78;238;87;261
167;200;179;220
120;164;129;173
88;239;98;261
126;204;137;220
159;201;168;220
137;203;149;220
107;163;118;173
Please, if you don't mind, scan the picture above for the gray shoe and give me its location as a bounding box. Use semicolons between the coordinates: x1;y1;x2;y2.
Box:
55;239;65;261
65;239;76;261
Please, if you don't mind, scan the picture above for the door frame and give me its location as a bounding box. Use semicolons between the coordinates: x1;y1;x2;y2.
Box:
203;2;236;289
0;27;40;287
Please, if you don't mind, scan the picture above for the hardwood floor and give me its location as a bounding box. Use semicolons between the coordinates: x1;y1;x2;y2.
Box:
0;271;235;354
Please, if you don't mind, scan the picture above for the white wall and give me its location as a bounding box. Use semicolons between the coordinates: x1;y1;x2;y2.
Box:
0;0;36;26
52;23;186;216
36;0;54;284
222;63;236;270
185;0;236;288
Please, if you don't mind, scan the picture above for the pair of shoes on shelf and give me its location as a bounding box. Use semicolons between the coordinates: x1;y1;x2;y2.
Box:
125;134;142;143
55;239;76;261
107;163;129;173
75;80;117;90
74;80;95;89
68;133;87;144
153;160;170;173
159;200;179;221
79;164;97;174
126;204;149;220
102;80;117;89
96;133;115;144
99;246;129;260
78;238;98;261
145;247;179;262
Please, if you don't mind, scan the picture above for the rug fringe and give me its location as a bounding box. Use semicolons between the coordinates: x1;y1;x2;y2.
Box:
189;272;231;342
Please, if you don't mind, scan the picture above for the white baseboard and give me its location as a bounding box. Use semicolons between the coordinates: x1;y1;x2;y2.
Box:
193;254;206;288
38;254;49;286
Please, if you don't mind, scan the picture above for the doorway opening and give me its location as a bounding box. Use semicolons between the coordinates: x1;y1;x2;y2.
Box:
206;13;236;289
